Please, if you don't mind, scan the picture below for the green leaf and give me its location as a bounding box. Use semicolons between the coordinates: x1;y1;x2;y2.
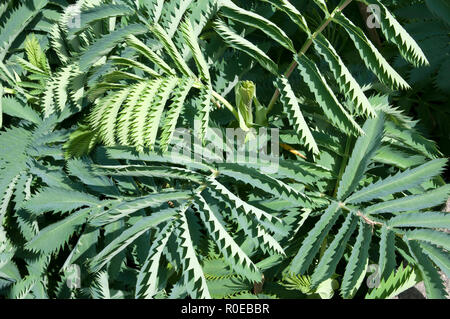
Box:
208;178;282;232
23;187;100;216
67;4;134;36
368;0;429;67
90;271;111;299
79;24;147;71
334;13;410;90
258;0;309;33
177;207;211;299
406;229;450;251
338;113;385;201
144;77;179;150
310;212;358;288
378;225;396;280
419;242;450;278
341;221;372;298
217;163;310;204
388;212;450;229
194;194;262;283
213;19;278;74
89;208;177;272
160;0;193;38
150;24;194;78
180;19;210;82
220;0;296;52
276;76;319;154
407;240;447;299
135;221;174;299
89;191;191;226
294;54;363;136
365;264;421;299
160;77;194;151
126;34;175;75
0;0;49;61
290;202;342;274
313;34;376;118
365;184;450;215
26;208;91;254
93;164;205;184
1;97;42;125
195;84;213;144
347;158;447;204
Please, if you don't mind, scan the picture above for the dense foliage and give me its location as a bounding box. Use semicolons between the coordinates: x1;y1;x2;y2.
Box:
0;0;449;299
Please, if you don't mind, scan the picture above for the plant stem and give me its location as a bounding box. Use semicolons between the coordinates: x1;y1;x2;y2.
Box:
333;134;352;198
266;0;354;114
193;80;239;119
211;89;239;119
338;202;387;231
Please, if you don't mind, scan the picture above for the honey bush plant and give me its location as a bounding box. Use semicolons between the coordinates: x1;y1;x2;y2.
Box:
0;0;449;299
